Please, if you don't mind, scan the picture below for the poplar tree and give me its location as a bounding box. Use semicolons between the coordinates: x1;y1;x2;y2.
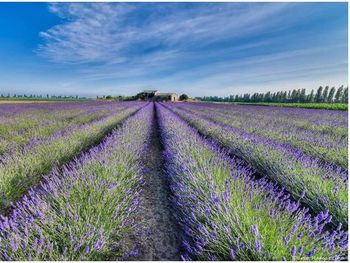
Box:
342;87;348;103
334;86;343;103
327;87;336;102
322;86;329;102
315;86;323;102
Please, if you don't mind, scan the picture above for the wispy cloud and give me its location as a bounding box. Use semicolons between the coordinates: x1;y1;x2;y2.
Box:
37;3;288;65
32;2;348;96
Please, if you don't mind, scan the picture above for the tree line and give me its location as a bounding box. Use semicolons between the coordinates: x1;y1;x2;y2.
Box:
0;94;87;99
198;86;348;104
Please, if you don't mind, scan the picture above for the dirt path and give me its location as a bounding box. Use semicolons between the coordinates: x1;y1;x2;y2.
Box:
133;103;181;260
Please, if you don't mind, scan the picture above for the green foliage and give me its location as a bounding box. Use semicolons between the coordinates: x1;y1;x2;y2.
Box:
198;86;348;105
179;94;189;101
233;102;348;110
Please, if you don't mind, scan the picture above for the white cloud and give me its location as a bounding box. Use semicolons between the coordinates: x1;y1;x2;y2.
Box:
37;3;288;65
33;3;347;97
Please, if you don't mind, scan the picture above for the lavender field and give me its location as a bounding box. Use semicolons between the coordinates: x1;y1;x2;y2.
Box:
0;101;348;261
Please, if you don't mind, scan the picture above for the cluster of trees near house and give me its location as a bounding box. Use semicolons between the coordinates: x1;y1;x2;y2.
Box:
198;86;348;104
101;93;190;101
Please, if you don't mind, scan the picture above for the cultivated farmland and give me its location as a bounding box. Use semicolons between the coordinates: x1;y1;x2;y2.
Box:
0;101;347;261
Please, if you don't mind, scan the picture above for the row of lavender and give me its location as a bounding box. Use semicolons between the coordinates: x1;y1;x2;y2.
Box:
0;102;146;213
157;103;347;260
0;101;120;117
0;101;132;156
172;102;347;169
163;103;348;228
0;103;153;260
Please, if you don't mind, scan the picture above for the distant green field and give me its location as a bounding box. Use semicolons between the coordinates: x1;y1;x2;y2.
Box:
206;101;348;110
236;102;347;110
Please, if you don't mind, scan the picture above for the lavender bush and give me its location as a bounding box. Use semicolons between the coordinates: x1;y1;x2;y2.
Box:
0;103;153;260
164;103;348;227
172;102;347;169
157;103;347;261
0;102;146;212
0;102;131;156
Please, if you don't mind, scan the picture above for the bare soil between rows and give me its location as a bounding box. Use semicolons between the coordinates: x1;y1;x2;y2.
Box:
131;104;182;260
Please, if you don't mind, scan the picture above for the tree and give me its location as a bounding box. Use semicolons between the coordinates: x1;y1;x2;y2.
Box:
322;86;329;103
342;87;348;103
300;89;306;103
291;89;297;102
327;87;336;103
197;86;346;104
307;89;314;103
282;91;288;102
179;94;189;101
315;86;323;102
243;93;250;102
264;92;272;102
295;89;301;102
334;86;343;103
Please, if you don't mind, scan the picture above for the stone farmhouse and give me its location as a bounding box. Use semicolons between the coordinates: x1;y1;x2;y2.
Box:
138;90;178;102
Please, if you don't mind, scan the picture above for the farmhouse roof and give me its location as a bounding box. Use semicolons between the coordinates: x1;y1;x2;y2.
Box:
156;92;177;96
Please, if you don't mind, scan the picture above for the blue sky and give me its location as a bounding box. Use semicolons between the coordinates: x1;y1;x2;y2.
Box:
0;2;347;97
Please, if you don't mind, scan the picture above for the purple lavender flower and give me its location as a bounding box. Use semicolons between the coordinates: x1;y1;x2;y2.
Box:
84;245;90;256
254;240;261;253
10;238;19;252
306;249;316;257
251;224;259;237
180;254;191;261
298;246;304;255
336;223;343;231
283;235;291;246
290;245;296;257
73;213;78;222
93;238;103;251
229;248;236;260
73;242;82;252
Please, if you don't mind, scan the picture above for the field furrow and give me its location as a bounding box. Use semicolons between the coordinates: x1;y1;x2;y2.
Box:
131;103;181;260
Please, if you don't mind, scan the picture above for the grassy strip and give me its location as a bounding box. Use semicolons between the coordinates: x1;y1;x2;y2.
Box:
164;103;348;227
215;102;348;111
0;104;144;212
0;103;153;260
157;103;347;261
